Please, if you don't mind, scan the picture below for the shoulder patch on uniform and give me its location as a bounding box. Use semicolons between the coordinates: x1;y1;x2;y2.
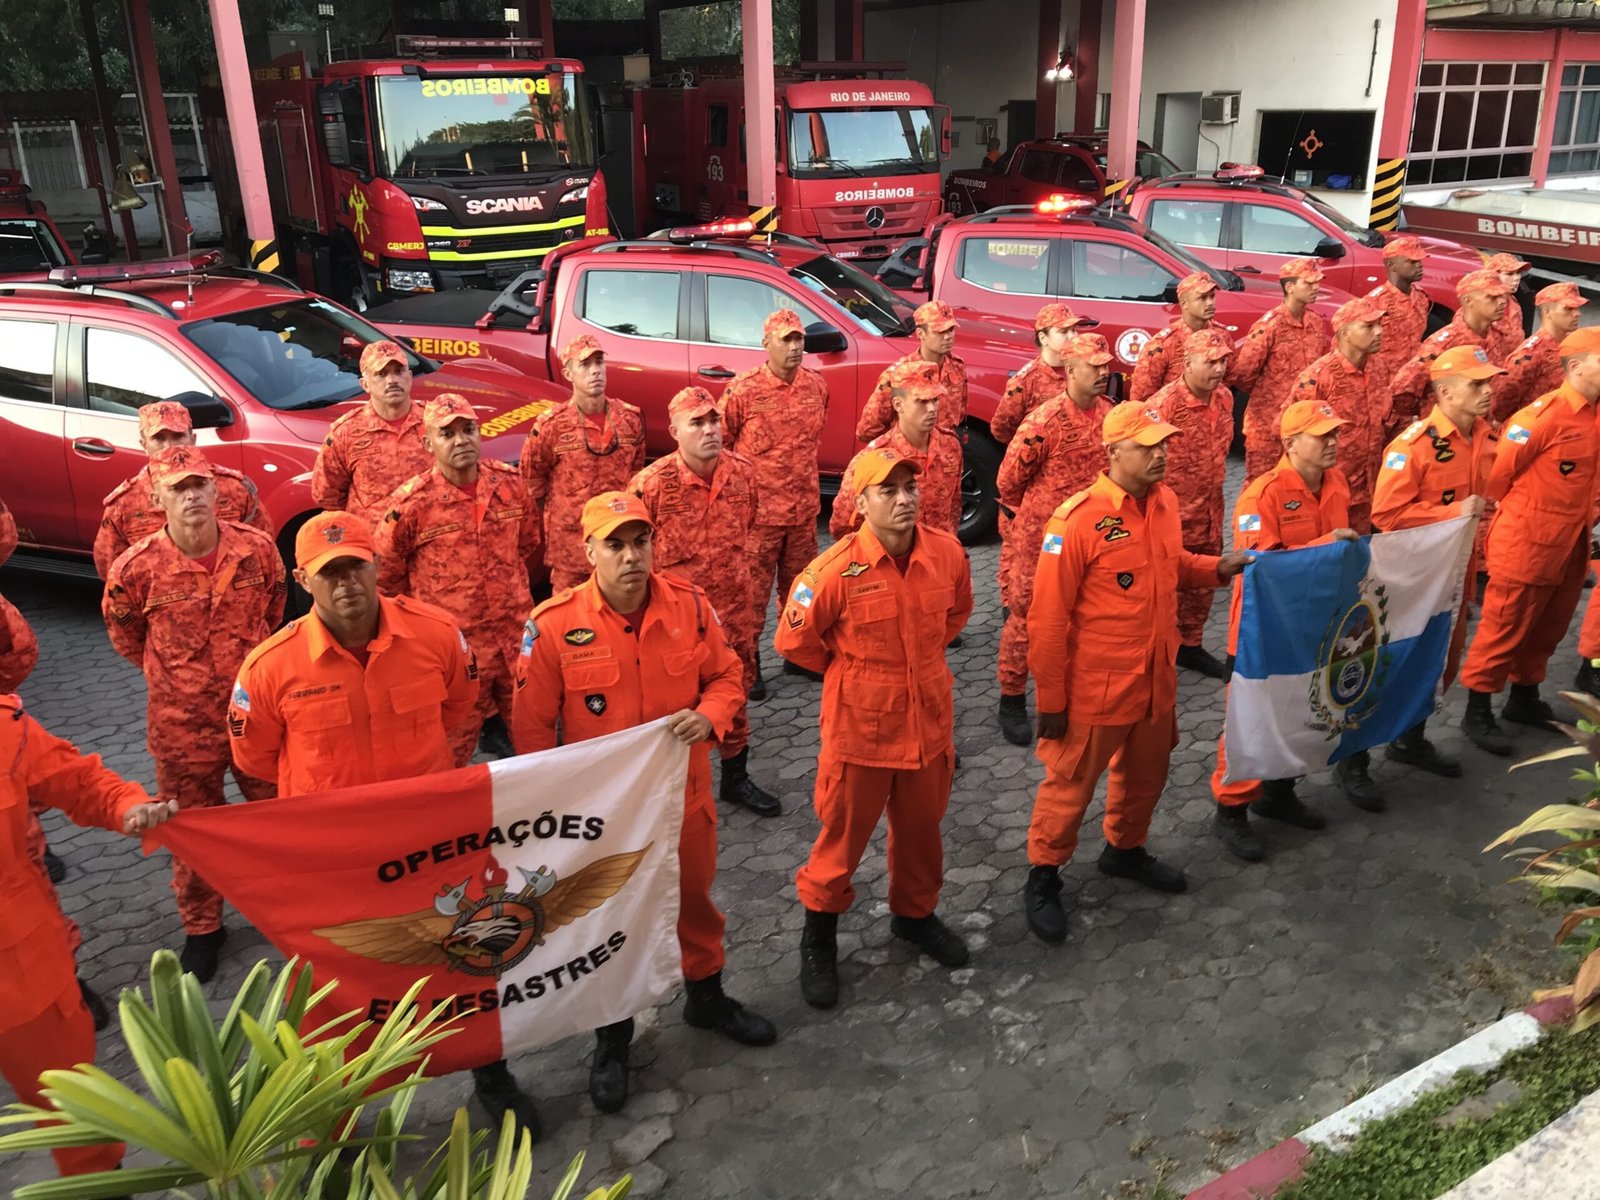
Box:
791;581;816;608
1400;420;1427;443
1238;513;1261;532
1384;451;1409;470
1505;424;1531;444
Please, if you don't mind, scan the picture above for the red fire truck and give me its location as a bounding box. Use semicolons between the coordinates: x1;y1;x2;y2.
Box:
218;38;609;310
631;65;948;261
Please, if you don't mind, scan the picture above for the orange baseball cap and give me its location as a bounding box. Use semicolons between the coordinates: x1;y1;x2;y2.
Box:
359;340;409;375
1280;400;1347;438
138;400;193;439
851;446;922;491
1430;345;1506;381
560;333;604;363
1103;402;1181;447
763;309;806;339
1186;329;1233;360
913;300;958;331
1034;301;1083;332
887;358;944;398
422;392;477;429
1177;271;1217;299
1064;332;1114;365
1536;281;1587;308
1560;327;1600;358
668;386;718;420
1382;235;1427;261
296;511;376;575
1279;258;1325;283
1485;252;1530;274
148;445;214;489
1333;296;1385;331
581;491;654;540
1457;269;1512;300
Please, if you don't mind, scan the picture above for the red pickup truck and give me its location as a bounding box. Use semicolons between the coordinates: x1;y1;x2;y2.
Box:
365;222;1047;541
0;169;84;276
943;134;1180;216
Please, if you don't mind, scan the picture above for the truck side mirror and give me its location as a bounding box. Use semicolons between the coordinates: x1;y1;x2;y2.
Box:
169;390;235;430
1313;236;1347;260
803;322;848;355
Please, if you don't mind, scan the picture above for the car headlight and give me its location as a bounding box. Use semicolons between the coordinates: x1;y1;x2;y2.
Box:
559;185;589;205
410;196;449;212
386;268;435;292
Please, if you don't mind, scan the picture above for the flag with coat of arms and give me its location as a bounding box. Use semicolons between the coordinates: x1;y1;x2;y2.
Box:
1222;515;1477;781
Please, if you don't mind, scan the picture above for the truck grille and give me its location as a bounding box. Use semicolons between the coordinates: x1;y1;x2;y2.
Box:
811;200;930;242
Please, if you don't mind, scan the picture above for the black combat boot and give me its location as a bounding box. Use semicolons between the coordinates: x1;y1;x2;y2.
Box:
1096;844;1187;893
478;715;516;760
1502;683;1557;730
472;1060;541;1141
998;693;1032;746
1176;644;1227;679
43;847;66;883
79;977;110;1032
1463;690;1513;756
747;647;767;701
782;659;823;681
683;972;777;1045
1023;865;1067;943
1251;779;1326;829
179;927;228;983
588;1018;633;1114
1386;720;1461;778
890;912;970;967
1212;804;1264;862
720;749;782;817
1334;749;1385;812
798;909;840;1009
1577;659;1600;700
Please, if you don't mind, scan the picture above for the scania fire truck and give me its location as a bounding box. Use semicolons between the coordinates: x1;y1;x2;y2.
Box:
632;64;948;260
224;38;608;309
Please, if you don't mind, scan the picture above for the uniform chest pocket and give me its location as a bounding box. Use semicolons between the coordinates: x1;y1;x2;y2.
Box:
282;695;353;758
664;645;707;677
391;678;448;714
847;591;898;624
918;587;956;619
562;660;621;690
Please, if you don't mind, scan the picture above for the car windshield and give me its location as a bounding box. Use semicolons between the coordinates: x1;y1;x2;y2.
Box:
183;298;428;411
1094;149;1183;180
1305;196;1385;248
0;218;71;273
787;107;940;177
375;72;595;178
1138;223;1235;288
789;253;917;335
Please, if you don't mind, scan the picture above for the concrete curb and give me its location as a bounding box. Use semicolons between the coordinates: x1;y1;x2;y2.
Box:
1185;998;1574;1199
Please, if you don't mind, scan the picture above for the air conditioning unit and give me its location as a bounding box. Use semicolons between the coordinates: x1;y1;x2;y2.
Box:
1201;93;1241;125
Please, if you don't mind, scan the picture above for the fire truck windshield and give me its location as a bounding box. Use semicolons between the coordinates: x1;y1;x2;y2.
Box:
0;219;71;273
787;107;939;178
374;73;595;179
790;253;917;335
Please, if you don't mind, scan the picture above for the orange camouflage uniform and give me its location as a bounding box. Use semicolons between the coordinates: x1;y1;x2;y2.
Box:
375;462;540;765
311;403;433;524
1150;378;1235;646
519;398;646;591
1494;332;1563;425
994;394;1113;696
991;357;1069;445
95;465;271;579
856;353;968;441
102;522;284;933
630;451;759;756
1229;304;1331;480
1287;351;1392;533
1128;320;1224;406
1389;317;1501;437
830;424;965;539
1485;300;1528;365
1365;280;1431;384
721;361;831;647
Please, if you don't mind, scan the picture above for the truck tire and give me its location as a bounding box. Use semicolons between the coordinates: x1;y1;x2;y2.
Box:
959;429;1002;546
335;250;373;313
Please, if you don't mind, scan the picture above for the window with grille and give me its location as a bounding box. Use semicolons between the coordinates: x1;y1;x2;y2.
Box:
1550;63;1600;176
1408;61;1544;186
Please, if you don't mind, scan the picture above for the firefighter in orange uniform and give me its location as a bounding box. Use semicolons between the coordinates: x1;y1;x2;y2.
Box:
990;302;1090;444
376;394;541;764
777;449;973;1009
1210;401;1356;862
512;491;776;1115
1483;252;1533;364
1150;328;1236;678
0;698;174;1183
1022;404;1250;943
520;335;646;592
720;309;830;699
1128;272;1225;405
831;359;964;538
1458;328;1600;754
224;513;536;1134
311;341;433;524
1230;259;1331;481
1287;297;1391;534
1494;282;1587;423
1389;270;1515;434
856;301;967;441
630;387;779;816
95;401;272;579
102;447;284;982
994;332;1115;745
1364;235;1431;385
1372;345;1501;771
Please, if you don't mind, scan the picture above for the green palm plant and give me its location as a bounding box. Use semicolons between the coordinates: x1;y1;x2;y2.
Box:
0;951;630;1200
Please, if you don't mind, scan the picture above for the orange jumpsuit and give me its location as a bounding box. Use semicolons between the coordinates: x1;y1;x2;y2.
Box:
1210;461;1352;803
830;425;965;539
856;352;968;441
630;452;759;756
1486;300;1528;366
1288;352;1392;534
311;403;433;525
1365;280;1430;386
228;593;479;797
1460;385;1600;694
1228;304;1330;481
95;464;271;579
721;362;830;648
1494;332;1563;425
375;462;540;765
511;572;743;981
1150;378;1235;645
1389;318;1503;437
991;356;1069;445
1128;319;1224;406
994;394;1113;695
775;523;972;916
0;694;148;1179
103;522;285;933
520;398;646;591
1372;405;1498;688
1027;474;1222;865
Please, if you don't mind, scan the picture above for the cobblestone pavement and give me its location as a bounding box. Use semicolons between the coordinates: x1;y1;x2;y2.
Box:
0;459;1578;1199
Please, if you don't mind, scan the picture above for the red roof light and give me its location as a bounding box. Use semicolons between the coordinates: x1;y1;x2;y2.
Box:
49;250;224;287
666;218;758;242
1214;163;1265;181
1037;194;1096;215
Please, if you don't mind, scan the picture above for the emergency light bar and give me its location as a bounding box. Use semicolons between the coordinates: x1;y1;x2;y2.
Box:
0;168;30;198
1214;163;1265;181
50;250;224;287
665;219;757;242
1036;195;1096;215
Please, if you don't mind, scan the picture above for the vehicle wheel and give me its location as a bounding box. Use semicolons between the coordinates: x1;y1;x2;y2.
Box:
336;256;372;312
959;429;1002;546
1425;302;1452;336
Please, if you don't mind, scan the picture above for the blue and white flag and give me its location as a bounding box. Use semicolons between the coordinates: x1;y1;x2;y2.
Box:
1222;515;1476;782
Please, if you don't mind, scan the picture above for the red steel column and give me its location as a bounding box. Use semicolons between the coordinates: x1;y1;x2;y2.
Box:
743;0;777;209
207;0;278;270
1035;0;1064;138
1369;0;1428;229
1531;27;1571;186
1074;0;1102;134
834;0;864;61
1105;0;1146;182
123;0;190;255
